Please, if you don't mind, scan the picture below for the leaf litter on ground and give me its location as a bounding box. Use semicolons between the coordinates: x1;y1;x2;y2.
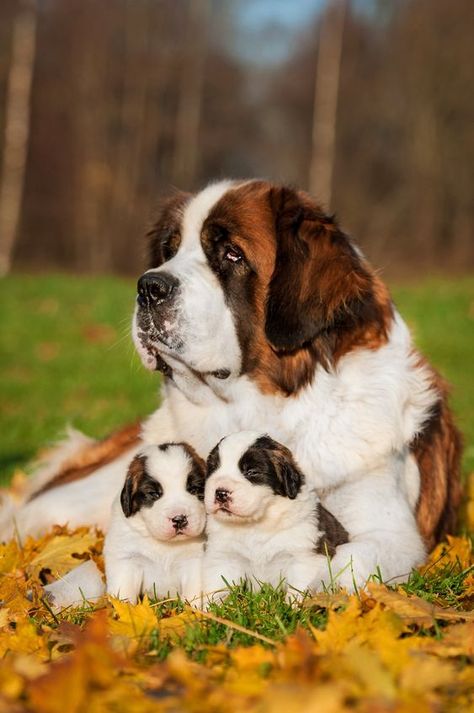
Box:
0;525;472;711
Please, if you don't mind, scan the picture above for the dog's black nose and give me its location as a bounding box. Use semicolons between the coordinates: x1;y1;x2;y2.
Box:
171;514;188;530
137;272;178;307
215;488;231;504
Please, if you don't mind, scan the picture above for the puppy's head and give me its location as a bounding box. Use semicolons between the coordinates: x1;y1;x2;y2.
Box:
121;443;206;541
205;431;304;524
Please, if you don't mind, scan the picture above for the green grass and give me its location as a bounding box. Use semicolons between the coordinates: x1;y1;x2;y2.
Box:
146;583;328;662
0;274;157;482
0;273;472;483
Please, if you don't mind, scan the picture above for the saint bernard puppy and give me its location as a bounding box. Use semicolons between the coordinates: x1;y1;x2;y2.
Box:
1;180;462;590
203;431;349;601
104;442;206;603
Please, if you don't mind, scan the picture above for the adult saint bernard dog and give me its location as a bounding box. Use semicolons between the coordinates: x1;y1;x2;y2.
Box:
2;179;462;590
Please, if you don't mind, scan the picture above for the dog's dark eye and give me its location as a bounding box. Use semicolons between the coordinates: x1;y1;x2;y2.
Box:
187;484;204;501
224;246;243;264
208;224;229;243
245;469;261;481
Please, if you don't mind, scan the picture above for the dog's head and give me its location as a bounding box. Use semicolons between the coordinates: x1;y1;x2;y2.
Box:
204;431;305;524
133;180;393;394
120;443;206;541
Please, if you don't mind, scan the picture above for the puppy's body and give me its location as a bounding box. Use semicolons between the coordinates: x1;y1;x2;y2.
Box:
106;498;203;603
202;432;348;600
104;443;206;603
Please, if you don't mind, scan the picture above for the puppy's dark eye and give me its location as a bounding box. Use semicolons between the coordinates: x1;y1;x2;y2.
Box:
187;484;204;501
224;246;243;264
244;469;262;481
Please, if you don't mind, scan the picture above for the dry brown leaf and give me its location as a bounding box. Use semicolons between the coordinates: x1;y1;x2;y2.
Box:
367;583;474;626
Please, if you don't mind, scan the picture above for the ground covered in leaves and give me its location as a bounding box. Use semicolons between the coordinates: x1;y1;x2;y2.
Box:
0;525;473;712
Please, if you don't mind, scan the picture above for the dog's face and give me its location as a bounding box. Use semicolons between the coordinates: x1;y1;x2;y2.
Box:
205;431;305;524
133;180;393;395
120;443;206;541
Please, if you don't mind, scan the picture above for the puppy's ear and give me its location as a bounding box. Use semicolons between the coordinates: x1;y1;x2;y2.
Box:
255;436;304;500
275;456;304;500
265;186;376;352
206;440;222;479
120;474;135;518
180;443;206;500
120;454;148;518
147;191;192;268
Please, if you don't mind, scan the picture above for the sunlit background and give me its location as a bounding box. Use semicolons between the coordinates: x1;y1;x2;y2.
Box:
0;0;473;480
1;0;472;274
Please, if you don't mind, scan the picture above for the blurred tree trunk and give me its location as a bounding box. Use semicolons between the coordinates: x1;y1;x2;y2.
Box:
0;0;37;276
172;0;210;189
110;0;154;267
73;2;115;272
309;0;347;209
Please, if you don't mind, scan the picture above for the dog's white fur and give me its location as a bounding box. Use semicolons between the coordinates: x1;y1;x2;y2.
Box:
2;180;429;590
104;444;205;603
202;431;331;601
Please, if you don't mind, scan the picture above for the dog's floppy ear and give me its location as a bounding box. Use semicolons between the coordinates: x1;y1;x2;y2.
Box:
278;458;304;499
120;455;146;517
265;186;375;352
255;436;305;500
146;190;192;269
177;443;207;500
206;439;223;479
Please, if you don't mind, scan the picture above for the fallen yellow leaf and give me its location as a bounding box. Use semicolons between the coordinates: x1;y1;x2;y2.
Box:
367;583;474;627
27;529;100;581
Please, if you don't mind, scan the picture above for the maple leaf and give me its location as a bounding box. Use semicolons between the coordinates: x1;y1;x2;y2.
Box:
26;529;101;581
423;534;473;573
108;595;158;641
109;597;199;654
0;571;36;617
367;583;474;627
0;619;49;660
419;622;474;657
0;540;20;575
27;613;124;713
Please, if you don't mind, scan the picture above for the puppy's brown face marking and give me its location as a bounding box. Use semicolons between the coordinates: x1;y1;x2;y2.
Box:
120;454;163;518
237;435;305;500
200;181;394;395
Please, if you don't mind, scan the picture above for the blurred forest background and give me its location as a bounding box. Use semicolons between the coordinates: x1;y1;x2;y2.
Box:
0;0;472;276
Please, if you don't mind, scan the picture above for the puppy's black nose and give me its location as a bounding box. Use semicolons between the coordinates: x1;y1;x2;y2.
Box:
137;272;178;307
171;514;188;530
215;488;231;504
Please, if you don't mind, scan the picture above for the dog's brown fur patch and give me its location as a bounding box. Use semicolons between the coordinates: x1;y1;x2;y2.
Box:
411;358;463;549
29;422;142;500
204;182;393;395
316;502;350;557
